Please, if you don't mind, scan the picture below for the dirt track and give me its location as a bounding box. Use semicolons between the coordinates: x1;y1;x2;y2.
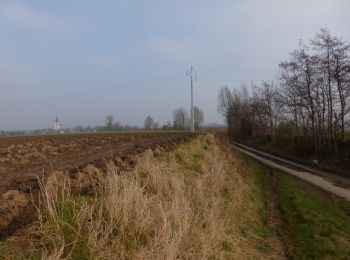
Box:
233;142;350;201
0;132;196;239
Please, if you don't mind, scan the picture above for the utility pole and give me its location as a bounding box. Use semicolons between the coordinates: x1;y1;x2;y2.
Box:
186;66;196;133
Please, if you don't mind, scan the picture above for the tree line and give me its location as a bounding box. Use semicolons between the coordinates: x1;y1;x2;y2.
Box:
144;106;204;131
104;106;204;131
0;106;204;136
218;29;350;155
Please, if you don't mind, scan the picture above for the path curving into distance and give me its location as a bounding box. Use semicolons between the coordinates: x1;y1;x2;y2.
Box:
233;142;350;201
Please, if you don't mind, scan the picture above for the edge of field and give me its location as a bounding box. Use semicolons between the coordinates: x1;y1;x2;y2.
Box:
0;133;286;259
3;133;348;258
0;132;195;241
0;130;186;139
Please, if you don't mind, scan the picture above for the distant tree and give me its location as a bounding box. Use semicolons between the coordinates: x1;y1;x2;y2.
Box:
218;86;234;134
114;121;122;131
218;84;254;139
144;116;154;130
173;107;189;130
73;125;84;132
162;121;172;130
105;115;114;131
193;106;204;130
153;122;159;130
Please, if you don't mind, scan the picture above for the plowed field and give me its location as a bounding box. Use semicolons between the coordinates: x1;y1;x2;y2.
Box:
0;132;196;238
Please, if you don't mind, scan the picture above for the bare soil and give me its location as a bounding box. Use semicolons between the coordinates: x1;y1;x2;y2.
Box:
0;132;196;239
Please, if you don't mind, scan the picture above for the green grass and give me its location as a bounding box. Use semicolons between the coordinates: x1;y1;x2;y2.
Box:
172;138;205;172
277;174;350;259
247;159;350;259
38;195;94;259
0;242;7;259
0;195;93;260
240;159;276;254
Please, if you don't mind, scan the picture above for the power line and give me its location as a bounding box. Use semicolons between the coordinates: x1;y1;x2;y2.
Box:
3;78;187;112
197;79;276;82
1;73;186;110
1;69;279;113
197;77;276;81
197;71;277;74
197;68;278;73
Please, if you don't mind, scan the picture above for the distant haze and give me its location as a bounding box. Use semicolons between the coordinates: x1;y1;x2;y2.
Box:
0;0;349;130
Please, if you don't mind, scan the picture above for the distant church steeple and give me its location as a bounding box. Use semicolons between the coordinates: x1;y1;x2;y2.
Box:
54;116;62;131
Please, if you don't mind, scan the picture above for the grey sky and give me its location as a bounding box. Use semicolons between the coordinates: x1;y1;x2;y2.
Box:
0;0;349;130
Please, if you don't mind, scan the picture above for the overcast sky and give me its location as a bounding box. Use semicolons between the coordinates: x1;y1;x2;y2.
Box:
0;0;349;130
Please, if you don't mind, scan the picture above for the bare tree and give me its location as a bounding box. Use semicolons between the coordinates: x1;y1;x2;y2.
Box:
218;86;234;134
330;35;350;140
218;87;233;120
144;116;154;130
114;121;122;131
153;122;159;130
105;115;114;131
173;107;189;130
218;85;254;139
312;29;337;150
193;106;204;130
218;29;350;155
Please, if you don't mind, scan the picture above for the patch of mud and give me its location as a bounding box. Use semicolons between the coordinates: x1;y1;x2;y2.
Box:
0;190;34;240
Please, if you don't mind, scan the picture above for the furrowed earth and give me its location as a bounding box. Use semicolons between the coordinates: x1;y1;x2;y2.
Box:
0;132;196;239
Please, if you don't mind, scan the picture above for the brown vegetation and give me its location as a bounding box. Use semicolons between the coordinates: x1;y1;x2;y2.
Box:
1;134;285;259
0;132;195;241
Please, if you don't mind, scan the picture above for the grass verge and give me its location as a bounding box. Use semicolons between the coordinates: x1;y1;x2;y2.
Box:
1;134;284;259
246;159;350;259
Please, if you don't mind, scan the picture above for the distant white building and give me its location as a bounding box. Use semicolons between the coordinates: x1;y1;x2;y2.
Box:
54;116;63;131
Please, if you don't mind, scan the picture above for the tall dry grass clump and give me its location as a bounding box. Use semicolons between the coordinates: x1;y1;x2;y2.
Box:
21;134;283;259
35;136;224;259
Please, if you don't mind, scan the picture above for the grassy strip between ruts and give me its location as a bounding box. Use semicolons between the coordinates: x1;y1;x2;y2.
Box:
0;134;284;259
248;159;350;259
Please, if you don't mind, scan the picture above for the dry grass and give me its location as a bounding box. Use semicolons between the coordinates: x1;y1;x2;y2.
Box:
2;134;284;259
